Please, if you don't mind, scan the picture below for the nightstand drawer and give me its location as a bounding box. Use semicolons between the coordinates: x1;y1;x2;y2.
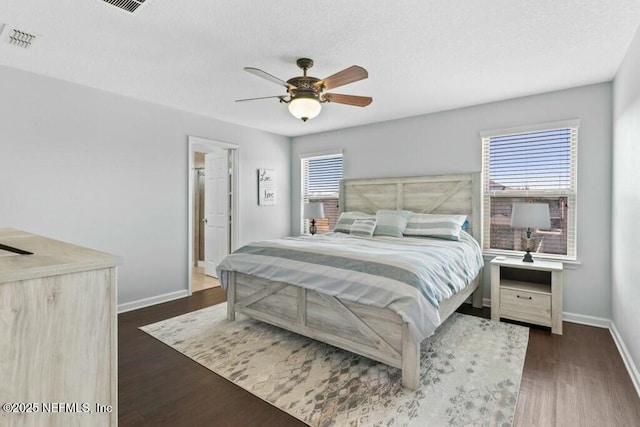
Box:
500;288;552;326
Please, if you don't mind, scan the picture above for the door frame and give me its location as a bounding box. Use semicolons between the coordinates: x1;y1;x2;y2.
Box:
187;135;240;295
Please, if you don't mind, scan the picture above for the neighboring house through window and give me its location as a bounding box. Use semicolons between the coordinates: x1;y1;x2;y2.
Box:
301;151;343;234
481;120;579;260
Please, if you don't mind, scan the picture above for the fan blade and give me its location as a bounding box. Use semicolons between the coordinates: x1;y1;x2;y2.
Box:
316;65;368;91
322;93;372;107
244;67;296;89
235;95;285;102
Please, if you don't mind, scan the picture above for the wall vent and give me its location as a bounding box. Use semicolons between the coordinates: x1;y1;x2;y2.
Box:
102;0;147;13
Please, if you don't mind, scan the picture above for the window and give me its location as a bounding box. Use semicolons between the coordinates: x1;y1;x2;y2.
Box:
481;120;578;260
301;152;343;234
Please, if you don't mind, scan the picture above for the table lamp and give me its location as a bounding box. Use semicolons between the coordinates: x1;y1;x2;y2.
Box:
303;203;325;235
510;202;551;263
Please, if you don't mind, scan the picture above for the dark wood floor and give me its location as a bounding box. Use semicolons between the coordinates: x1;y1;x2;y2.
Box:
119;288;640;427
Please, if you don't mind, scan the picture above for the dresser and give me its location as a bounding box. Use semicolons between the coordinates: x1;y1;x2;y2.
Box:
0;228;120;426
490;256;563;335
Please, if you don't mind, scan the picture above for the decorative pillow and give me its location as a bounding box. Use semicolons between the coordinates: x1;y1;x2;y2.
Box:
334;211;375;234
350;218;377;238
373;210;411;237
403;213;467;240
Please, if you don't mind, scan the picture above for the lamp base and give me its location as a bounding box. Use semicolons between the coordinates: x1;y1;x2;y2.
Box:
309;219;317;236
522;250;534;263
521;228;535;262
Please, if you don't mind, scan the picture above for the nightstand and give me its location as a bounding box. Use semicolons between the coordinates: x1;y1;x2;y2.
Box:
490;257;563;334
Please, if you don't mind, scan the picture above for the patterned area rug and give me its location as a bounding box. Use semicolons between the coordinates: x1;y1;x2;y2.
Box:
141;303;528;426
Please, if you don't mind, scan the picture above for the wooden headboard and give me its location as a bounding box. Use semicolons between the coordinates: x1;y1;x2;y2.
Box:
339;173;481;241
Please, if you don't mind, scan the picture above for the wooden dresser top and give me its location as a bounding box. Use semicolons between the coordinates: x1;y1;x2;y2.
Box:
0;228;121;283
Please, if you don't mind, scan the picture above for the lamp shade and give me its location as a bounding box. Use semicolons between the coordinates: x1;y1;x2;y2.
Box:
510;203;551;229
288;96;321;121
303;202;325;219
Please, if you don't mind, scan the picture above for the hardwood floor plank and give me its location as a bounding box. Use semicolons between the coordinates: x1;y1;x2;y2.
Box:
118;287;303;427
119;290;640;426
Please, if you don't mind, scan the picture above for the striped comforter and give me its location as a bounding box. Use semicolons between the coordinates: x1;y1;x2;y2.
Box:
216;231;483;342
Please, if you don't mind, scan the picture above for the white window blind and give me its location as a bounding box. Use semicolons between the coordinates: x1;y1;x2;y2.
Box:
301;153;343;234
482;123;578;260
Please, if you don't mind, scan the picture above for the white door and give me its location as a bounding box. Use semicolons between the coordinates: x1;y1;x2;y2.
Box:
204;149;230;278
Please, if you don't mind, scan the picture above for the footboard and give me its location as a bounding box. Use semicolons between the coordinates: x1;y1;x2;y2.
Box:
225;272;420;389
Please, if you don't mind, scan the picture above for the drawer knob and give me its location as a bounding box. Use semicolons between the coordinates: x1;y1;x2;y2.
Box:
516;295;533;300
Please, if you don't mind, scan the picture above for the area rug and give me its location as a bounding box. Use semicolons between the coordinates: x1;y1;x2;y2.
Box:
141;303;528;426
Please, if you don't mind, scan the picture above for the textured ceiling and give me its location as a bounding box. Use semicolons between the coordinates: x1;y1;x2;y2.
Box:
1;0;639;137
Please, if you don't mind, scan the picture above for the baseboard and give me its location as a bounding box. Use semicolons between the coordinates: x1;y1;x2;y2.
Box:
610;322;640;398
117;289;190;314
561;311;610;328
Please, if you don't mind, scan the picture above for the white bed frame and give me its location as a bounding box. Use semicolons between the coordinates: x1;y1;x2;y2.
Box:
225;173;483;390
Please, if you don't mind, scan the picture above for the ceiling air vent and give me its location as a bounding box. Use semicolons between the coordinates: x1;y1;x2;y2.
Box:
9;29;36;48
0;24;39;48
102;0;147;13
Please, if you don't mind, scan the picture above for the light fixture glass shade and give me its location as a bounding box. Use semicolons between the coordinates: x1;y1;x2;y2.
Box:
303;202;325;219
510;203;551;229
288;97;321;121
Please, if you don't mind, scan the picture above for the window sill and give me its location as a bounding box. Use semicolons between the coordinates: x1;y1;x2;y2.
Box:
482;250;581;269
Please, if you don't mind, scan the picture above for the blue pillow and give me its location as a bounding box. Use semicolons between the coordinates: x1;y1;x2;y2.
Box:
350;218;377;237
334;212;375;233
373;210;411;237
403;213;467;240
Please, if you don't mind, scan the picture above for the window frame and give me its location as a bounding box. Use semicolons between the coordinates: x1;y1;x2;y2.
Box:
300;150;344;235
480;119;579;261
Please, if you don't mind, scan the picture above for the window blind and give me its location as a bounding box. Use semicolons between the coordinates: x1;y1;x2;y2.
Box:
301;153;343;234
482;125;577;259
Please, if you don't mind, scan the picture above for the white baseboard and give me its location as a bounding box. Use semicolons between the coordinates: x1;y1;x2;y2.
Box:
561;311;610;328
117;289;190;314
610;322;640;398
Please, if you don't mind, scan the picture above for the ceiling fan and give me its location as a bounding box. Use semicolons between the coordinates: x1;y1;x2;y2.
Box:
236;58;373;122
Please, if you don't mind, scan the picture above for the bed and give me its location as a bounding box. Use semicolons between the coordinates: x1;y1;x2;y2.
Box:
217;173;484;390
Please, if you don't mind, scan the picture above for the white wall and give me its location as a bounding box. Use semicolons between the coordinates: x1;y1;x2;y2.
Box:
292;83;612;319
612;27;640;378
0;65;291;308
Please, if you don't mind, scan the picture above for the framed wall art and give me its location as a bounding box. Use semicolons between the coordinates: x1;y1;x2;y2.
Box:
258;169;276;205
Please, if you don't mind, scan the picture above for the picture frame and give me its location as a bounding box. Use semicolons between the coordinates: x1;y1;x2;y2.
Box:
258;169;276;205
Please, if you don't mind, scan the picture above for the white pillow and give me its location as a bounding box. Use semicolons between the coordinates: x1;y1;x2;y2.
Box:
373;210;411;238
403;213;467;240
350;218;377;237
334;211;375;234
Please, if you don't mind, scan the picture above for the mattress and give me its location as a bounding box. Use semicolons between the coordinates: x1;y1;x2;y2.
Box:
217;231;483;342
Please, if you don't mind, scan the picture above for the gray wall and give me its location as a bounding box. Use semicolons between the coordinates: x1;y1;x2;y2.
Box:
292;83;612;320
613;27;640;375
0;65;291;308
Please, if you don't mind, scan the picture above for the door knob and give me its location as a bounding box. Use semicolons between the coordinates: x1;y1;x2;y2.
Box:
202;218;208;224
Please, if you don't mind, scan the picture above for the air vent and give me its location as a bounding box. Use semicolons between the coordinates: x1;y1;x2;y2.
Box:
102;0;147;13
0;24;39;49
9;29;36;48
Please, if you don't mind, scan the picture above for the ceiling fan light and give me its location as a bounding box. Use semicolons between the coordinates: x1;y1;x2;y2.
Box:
288;97;321;122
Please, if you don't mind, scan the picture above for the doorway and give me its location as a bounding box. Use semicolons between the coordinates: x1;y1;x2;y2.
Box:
188;136;240;295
